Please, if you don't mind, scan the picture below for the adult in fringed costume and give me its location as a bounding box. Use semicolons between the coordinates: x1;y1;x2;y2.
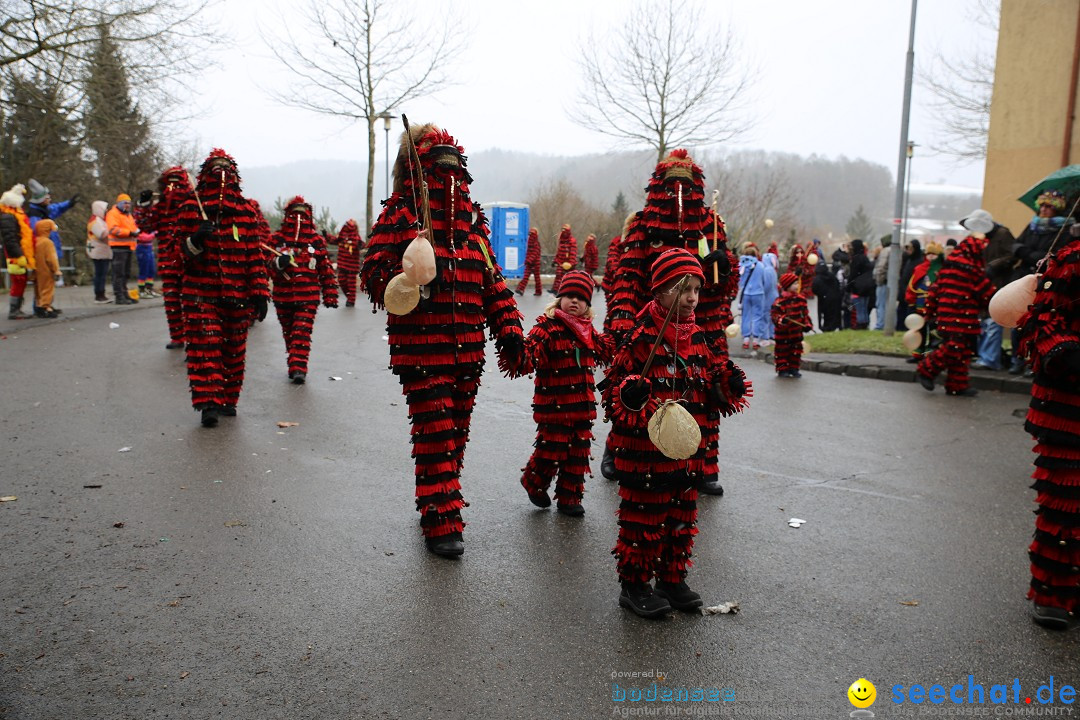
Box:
916;235;993;396
515;226;542;296
604;249;750;618
176;149;270;428
140;166;193;349
335;219;364;307
1017;221;1080;631
582;233;600;276
515;271;615;516
269;196;338;384
602;234;623;302
359;123;525;558
602;149;737;497
552;224;577;293
772;272;810;378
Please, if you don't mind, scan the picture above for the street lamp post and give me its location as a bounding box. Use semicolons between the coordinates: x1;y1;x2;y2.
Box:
902;141;916;246
377;110;394;200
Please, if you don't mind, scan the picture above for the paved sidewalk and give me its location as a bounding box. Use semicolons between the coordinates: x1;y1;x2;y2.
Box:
0;283;163;337
731;346;1033;395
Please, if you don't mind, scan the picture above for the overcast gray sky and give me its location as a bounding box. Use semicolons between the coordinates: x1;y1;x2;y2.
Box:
183;0;990;190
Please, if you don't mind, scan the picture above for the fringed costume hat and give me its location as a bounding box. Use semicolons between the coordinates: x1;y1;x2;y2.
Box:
640;149;708;245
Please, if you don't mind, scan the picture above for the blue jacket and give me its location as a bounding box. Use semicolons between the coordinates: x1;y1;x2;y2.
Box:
27;199;75;250
739;255;766;296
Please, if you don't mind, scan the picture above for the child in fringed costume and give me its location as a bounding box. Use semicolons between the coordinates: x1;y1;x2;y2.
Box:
335;219;364;307
582;233;600;276
602;150;736;497
604;249;751;619
771;272;810;378
552;224;578;294
916;235;992;397
176;149;271;427
515;227;543;296
514;271;615;516
268;196;338;384
1017;221;1080;631
359;123;525;558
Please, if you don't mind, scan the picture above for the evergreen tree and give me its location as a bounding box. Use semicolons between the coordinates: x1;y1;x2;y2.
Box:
82;28;160;197
0;73;91;191
845;204;874;242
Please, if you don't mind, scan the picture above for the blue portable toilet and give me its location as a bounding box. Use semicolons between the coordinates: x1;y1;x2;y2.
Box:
486;202;529;279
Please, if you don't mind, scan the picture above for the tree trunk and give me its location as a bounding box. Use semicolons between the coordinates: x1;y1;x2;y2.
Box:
365;117;376;237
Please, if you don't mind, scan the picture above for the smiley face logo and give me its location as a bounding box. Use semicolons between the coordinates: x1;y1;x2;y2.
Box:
848;678;876;708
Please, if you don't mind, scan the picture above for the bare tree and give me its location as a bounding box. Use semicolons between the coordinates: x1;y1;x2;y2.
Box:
262;0;467;234
1;0;216;116
920;0;998;162
572;0;755;164
527;177;609;257
700;149;796;253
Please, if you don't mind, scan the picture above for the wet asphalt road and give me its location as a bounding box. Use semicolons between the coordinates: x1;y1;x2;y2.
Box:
1;294;1077;719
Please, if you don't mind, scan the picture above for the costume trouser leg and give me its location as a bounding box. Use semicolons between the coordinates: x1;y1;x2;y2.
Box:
338;269;357;304
521;421;592;505
774;335;803;373
615;483;698;584
184;301;228;410
918;334;971;392
276;301;317;375
161;269;184;343
220;306;251;409
553;268;566;293
1028;443;1080;613
401;371;470;540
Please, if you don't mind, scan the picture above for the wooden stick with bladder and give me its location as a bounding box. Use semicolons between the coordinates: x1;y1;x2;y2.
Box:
635;274;689;389
711;190;720;285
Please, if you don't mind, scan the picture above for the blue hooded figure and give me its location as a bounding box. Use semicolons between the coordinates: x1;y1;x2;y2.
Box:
738;244;768;348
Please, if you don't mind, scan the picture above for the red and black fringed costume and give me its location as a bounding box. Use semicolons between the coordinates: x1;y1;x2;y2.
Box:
602;150;738;492
582;233;600;276
603;251;750;598
552;225;578;293
335;219;364;306
772;273;810;376
269;196;338;383
1016;233;1080;629
515;227;542;296
141;166;192;348
176;149;270;426
514;271;615;512
359;124;524;555
917;236;993;394
602;234;624;302
785;244;814;298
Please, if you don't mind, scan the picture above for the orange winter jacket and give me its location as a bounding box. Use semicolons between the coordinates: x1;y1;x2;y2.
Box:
106;206;139;249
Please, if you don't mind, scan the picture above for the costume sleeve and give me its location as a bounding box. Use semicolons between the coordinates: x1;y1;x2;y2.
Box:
479;231;524;345
604;224;652;339
1018;243;1080;373
316;238;338;303
594;330;616;367
975;276;994;309
518;318;551;378
359;201;415;308
710;356;753;417
924;278;939;319
770;297;783;325
603;325;658;429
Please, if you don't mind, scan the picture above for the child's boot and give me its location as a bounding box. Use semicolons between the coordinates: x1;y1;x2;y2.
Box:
619;582;672;619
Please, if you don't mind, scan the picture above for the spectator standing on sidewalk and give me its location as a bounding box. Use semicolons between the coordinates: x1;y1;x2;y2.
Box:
86;200;112;303
872;235;892;330
25;178;78;276
847;239;874;330
106;193;140;304
134;190;160;299
1;184;35;320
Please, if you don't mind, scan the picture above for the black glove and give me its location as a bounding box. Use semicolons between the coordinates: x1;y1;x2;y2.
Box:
620;378;652;410
727;362;746;397
252;297;268;322
496;332;523;358
701;248;731;276
274;254;292;270
68;193;80;207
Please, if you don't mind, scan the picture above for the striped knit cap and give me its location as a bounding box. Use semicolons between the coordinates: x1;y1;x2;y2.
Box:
557;270;594;304
650;248;705;292
779;272;799;289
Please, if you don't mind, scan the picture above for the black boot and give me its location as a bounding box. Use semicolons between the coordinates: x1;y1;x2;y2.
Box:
166;340;184;349
1031;603;1077;631
918;373;935;391
290;371;306;385
7;297;30;320
556;502;584;517
654;579;703;612
200;407;220;427
619;582;672;619
219;405;237;416
526;488;551;508
601;446;616;481
425;535;464;558
698;473;724;496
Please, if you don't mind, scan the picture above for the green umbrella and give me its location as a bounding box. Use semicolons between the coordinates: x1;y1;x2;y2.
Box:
1018;164;1080;211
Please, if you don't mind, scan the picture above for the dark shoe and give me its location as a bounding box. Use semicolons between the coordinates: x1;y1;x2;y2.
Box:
527;488;551;508
619;582;672;619
345;300;355;307
601;446;616;481
1031;603;1077;631
971;360;1000;371
219;405;237;416
94;295;111;304
1023;369;1034;378
1009;361;1025;375
425;535;464;558
200;407;220;428
698;475;724;496
33;307;47;318
946;387;978;397
290;371;306;385
166;341;184;349
791;370;802;378
515;289;524;296
918;373;935;391
556;502;584;517
654;580;704;612
906;356;919;364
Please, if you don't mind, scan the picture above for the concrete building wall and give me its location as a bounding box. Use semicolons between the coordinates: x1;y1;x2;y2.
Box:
985;0;1080;234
